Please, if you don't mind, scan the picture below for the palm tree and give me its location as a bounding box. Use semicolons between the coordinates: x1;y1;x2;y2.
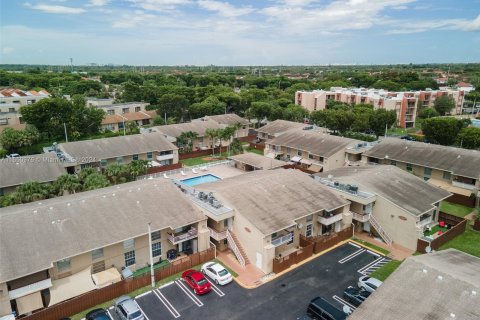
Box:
105;164;127;185
83;173;110;190
185;131;199;152
78;167;97;184
127;160;150;180
53;174;82;196
11;181;52;204
230;138;244;155
176;132;189;153
205;128;218;157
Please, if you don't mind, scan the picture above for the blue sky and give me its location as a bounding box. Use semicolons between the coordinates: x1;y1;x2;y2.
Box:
1;0;479;65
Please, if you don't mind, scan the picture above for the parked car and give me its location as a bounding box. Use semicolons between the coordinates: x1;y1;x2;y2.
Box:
400;135;416;141
306;297;348;320
114;296;144;320
343;286;371;307
201;262;233;285
6;153;20;158
86;308;111;320
358;276;383;293
181;269;212;295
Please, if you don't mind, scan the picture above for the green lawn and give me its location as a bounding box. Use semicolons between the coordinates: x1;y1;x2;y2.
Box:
244;147;264;155
180;152;229;166
132;259;170;277
439;225;480;258
440;201;475;218
71;258;234;320
352;238;390;255
369;260;402;281
423;225;448;237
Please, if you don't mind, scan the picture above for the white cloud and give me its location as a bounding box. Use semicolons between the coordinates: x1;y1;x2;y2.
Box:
88;0;109;6
24;3;86;14
2;47;14;54
387;14;480;34
128;0;192;12
198;1;254;17
111;10;156;28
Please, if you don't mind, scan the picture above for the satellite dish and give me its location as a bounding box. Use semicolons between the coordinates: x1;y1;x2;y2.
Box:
328;174;333;179
425;246;432;253
343;306;352;315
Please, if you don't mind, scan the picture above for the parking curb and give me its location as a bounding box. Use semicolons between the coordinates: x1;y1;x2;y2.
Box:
348;239;388;257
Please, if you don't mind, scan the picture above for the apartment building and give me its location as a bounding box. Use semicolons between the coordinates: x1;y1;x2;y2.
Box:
0;153;66;195
264;128;369;172
228;153;287;171
362;138;480;207
193;114;250;138
101;110;157;132
0;179;209;317
0;89;50;130
295;87;466;128
95;102;149;115
350;249;480;320
315;166;451;251
151;121;224;150
57;132;178;173
188;169;350;274
85;97;114;107
256;119;308;141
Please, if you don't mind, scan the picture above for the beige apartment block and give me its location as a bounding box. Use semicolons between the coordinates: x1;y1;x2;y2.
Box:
57;131;179;173
101;110;157;132
0;89;50;131
189;170;350;274
362;138;480;207
315;166;451;251
256;119;308;141
0;179;208;317
193;114;250;138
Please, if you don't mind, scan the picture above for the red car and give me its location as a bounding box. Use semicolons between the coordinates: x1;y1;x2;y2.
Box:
181;269;212;295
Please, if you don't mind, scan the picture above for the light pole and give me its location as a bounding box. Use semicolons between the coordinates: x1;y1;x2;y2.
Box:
148;223;155;288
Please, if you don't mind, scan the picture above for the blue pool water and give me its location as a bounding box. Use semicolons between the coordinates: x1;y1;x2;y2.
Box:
181;174;221;186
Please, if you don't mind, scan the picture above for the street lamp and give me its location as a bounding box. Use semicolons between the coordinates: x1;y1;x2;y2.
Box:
148;223;155;288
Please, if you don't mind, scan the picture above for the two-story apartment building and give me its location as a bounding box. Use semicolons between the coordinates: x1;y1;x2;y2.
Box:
315;166;451;251
151;121;224;150
362;138;480;207
0;179;209;317
57;132;178;173
256;119;308;141
0;89;50;130
264;128;368;172
183;169;350;274
101;110;157;132
0;153;66;196
193;114;250;138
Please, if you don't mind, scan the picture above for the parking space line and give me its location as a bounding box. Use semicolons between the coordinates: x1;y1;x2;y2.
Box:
205;279;225;297
134;301;151;320
358;256;385;275
338;248;365;264
136;290;151;299
332;295;357;311
153;288;181;318
160;280;175;289
175;280;204;307
107;309;114;319
366;249;381;257
348;242;361;249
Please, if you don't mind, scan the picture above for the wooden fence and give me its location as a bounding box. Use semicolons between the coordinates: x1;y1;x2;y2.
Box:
438;211;465;226
283;164;317;174
23;248;215;320
447;193;476;207
272;241;314;274
146;162;183;174
248;141;265;151
417;218;467;253
179;147;228;160
309;227;353;254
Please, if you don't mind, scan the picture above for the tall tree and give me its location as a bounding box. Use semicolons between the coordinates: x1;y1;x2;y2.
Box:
53;174;82;196
422;117;462;145
369;109;397;137
433;95;455;115
456;127;480;149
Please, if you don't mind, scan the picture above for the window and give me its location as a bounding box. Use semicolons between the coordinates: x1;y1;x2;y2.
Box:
122;108;129;114
271;232;277;239
123;238;134;251
0;188;3;196
8;108;15;112
152;242;162;257
132;154;139;161
224;219;229;227
305;224;313;237
424;167;432;177
146;152;153;160
390;160;396;166
443;171;451;180
100;159;108;167
105;124;114;131
135;106;141;112
91;248;104;260
424;177;429;181
118;122;124;129
92;261;105;273
116;156;124;164
0;119;8;125
309;154;314;159
297;150;302;156
406;163;413;171
107;110;115;115
124;251;136;267
56;258;71;272
151;230;161;241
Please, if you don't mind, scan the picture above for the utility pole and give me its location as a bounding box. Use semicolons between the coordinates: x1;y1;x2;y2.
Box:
148;223;155;288
63;122;69;142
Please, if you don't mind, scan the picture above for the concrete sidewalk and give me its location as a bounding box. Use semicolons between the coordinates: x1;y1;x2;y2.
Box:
217;250;265;289
354;231;413;260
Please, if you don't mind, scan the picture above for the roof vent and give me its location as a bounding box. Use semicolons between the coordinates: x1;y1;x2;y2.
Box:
422;269;428;273
38;202;42;205
49;207;53;210
472;290;477;296
103;195;106;198
437;275;443;280
450;313;455;318
33;210;37;214
82;199;86;203
457;155;461;159
136;201;140;204
67;203;71;207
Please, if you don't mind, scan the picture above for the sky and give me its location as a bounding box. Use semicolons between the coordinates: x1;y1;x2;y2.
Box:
0;0;480;65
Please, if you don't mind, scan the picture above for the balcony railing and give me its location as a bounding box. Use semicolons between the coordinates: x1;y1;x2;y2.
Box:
208;227;227;241
272;232;294;247
452;181;475;190
351;212;370;222
156;153;174;161
168;227;198;245
318;213;343;226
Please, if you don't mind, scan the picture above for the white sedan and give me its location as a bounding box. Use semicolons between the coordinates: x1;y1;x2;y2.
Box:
201;262;233;285
358;276;383;293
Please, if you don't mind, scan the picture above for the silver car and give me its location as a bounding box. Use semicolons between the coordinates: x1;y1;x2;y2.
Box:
114;296;144;320
357;276;383;293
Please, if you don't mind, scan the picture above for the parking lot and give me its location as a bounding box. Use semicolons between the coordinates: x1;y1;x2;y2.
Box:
105;242;388;320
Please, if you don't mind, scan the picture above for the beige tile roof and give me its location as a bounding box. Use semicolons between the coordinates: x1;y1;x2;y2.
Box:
349;249;480;320
0;179;206;282
202;114;249;125
0;153;66;189
228;153;287;170
363;138;480;179
199;169;349;235
256;120;307;136
152;121;222;138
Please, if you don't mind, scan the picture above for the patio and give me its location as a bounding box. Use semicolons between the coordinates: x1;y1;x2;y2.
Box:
169;163;245;181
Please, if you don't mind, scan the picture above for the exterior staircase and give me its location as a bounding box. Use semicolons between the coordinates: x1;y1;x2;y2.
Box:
226;230;250;267
368;214;393;246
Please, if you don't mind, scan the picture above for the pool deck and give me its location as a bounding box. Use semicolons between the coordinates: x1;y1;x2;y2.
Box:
170;164;245;181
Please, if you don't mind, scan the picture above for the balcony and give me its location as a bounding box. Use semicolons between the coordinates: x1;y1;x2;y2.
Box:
318;213;343;226
351;212;370;222
452;181;475;190
168;227;198;245
156;153;174;161
208;227;227;241
417;216;434;228
272;232;294;247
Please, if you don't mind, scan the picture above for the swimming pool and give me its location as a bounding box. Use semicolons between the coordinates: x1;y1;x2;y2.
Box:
181;174;221;186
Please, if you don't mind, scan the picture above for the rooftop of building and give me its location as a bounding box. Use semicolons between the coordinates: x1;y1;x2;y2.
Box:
58;132;177;164
0;179;206;283
349;249;480;320
228;153;287;170
267;129;361;158
101;111;156;125
256;119;308;136
315;165;451;217
0;88;50;98
151;120;222;138
0;153;66;189
363;137;480;179
196;114;249;126
199;169;349;235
